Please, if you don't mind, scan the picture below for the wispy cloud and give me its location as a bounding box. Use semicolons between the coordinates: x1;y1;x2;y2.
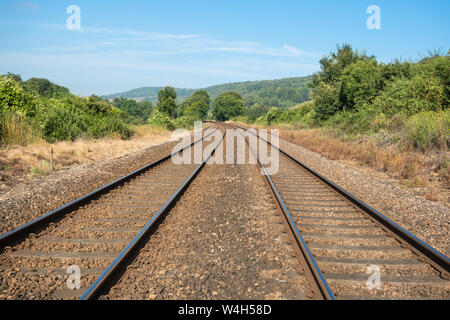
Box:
8;1;40;10
0;20;321;94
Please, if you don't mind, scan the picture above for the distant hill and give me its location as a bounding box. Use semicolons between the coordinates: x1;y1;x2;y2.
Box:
102;87;196;103
102;76;313;109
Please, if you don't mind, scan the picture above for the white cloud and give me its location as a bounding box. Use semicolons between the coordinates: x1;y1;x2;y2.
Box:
8;1;40;10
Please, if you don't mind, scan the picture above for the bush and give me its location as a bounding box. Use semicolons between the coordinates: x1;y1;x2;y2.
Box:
405;110;449;152
311;82;341;121
38;105;82;142
0;76;38;117
0;111;39;146
148;109;176;130
340;59;381;109
212;92;246;121
372;74;446;116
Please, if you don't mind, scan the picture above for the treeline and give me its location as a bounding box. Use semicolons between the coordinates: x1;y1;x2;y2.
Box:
103;87;195;103
147;87;245;129
111;97;153;124
206;77;311;110
102;76;312;115
243;45;449;153
0;72;248;146
0;74;131;145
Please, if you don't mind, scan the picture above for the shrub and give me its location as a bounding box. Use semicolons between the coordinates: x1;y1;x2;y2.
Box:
404;110;449;152
38;105;83;142
0;111;39;146
148;109;176;131
372;74;446;116
212;92;246;121
0;76;38;117
311;82;341;121
340;59;381;109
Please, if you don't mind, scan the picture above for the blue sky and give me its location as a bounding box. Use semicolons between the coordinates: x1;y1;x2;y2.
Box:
0;0;448;96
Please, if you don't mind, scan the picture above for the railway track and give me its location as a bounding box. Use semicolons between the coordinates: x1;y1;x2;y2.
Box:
0;125;224;300
1;121;448;300
227;122;450;300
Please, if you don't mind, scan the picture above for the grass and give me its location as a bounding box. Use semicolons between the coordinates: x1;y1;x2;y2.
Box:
0;124;172;182
0;112;41;146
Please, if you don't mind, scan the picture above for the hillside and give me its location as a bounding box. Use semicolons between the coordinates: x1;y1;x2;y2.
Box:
102;87;196;103
101;76;313;110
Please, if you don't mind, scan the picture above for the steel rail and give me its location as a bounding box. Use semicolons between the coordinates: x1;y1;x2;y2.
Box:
80;130;225;300
231;122;450;277
234;126;335;300
0;127;213;251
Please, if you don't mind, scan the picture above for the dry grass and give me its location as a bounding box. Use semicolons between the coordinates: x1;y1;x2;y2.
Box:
0;125;172;181
0;112;40;146
277;128;449;203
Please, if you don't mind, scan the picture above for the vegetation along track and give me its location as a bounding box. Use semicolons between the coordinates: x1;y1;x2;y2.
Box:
0;125;225;300
226;122;450;300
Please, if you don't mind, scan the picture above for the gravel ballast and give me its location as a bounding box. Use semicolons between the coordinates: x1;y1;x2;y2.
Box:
275;135;449;257
104;140;311;300
0;140;180;235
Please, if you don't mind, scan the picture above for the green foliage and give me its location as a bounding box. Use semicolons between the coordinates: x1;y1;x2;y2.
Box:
405;110;449;152
245;103;271;122
372;74;446;116
212;92;246;121
340;59;381;109
313;44;373;86
249;46;449;153
261;102;317;127
147;108;176;131
38;104;83;142
206;77;312;110
102;76;312;111
24;78;70;98
112;97;153;123
183;90;210;120
304;45;449;151
311;82;340;121
0;75;38;117
0;74;131;146
102;87;195;103
157;87;177;117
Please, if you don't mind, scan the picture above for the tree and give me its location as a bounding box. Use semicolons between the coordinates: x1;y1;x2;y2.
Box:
312;44;372;87
212;92;245;121
112;97;153;122
340;59;381;109
183;90;210;120
24;78;69;98
5;72;22;82
157;87;177;118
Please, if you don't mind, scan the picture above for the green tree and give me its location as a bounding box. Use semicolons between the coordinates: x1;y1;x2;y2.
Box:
5;72;22;82
24;78;69;98
157;87;177;118
340;59;381;109
112;97;153;122
311;82;340;121
212;92;245;121
312;44;372;86
183;90;210;120
0;75;38;117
